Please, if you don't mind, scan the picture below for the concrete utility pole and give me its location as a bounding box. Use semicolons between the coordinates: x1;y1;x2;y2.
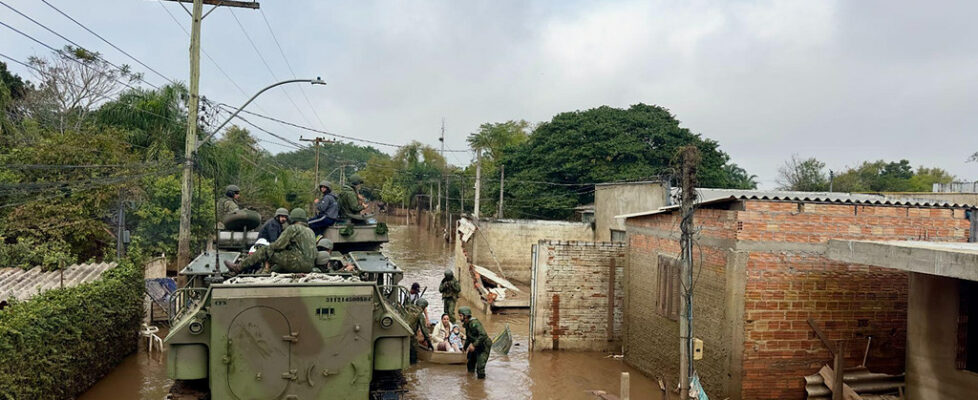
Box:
300;136;333;185
173;0;260;269
441;119;450;234
678;146;700;399
474;149;482;220
498;164;504;219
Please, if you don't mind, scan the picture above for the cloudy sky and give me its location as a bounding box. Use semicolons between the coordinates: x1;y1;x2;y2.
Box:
2;0;977;188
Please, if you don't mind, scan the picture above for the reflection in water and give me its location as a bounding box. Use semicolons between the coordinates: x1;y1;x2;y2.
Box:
81;224;659;400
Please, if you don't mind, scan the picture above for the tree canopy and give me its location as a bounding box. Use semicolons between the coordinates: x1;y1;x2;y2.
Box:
497;104;755;219
776;155;954;193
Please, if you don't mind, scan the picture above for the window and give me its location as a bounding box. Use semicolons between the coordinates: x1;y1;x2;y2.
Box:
957;280;978;372
656;255;681;321
611;229;627;243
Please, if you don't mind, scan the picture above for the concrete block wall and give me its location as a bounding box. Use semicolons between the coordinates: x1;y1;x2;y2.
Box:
531;240;626;352
624;201;972;400
472;219;593;283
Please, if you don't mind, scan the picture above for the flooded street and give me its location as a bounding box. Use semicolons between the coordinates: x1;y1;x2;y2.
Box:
81;225;658;400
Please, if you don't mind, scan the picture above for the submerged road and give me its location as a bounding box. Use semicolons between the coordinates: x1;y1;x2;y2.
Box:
80;225;659;400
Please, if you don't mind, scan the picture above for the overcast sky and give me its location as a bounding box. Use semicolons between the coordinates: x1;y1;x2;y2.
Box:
2;0;977;188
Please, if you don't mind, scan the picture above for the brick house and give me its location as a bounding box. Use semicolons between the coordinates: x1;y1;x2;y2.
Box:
621;190;973;400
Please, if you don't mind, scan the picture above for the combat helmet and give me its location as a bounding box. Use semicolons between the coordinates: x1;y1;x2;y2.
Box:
416;298;428;308
444;268;453;277
348;174;364;185
289;208;308;223
274;208;289;218
458;306;472;317
225;184;240;197
319;180;332;191
317;237;334;251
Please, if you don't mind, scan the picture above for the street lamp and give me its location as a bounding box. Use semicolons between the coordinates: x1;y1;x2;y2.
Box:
196;77;326;150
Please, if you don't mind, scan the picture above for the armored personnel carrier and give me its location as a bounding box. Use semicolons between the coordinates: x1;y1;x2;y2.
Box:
165;214;412;400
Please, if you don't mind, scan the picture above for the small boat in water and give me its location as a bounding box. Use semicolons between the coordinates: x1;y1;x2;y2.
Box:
417;347;466;364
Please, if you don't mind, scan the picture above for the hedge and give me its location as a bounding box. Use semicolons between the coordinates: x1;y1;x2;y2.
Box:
0;257;144;399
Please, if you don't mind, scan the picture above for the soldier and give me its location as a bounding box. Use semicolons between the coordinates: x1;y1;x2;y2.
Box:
439;269;461;323
459;306;490;379
309;180;339;234
217;184;241;228
257;208;290;243
405;298;430;364
224;208;316;274
338;175;367;222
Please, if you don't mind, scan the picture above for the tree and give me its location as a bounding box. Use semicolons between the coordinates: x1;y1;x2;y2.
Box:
776;155;829;191
499;104;751;219
832;160;954;192
23;46;141;134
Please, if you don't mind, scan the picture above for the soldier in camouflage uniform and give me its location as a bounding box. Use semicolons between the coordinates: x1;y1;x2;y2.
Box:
338;175;367;222
439;269;461;323
225;208;316;274
459;306;491;379
405;298;430;364
217;184;241;229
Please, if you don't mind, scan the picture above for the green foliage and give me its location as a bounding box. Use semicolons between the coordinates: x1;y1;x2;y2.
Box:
270;141;385;178
130;174;215;257
776;155;829;191
362;141;446;207
832;160;954;192
499;104;748;219
0;255;144;399
0;237;75;270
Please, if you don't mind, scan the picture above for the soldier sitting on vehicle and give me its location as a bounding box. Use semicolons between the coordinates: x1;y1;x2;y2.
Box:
217;184;241;229
338;175;371;223
257;208;290;243
314;237;353;272
224;208;316;274
309;180;339;234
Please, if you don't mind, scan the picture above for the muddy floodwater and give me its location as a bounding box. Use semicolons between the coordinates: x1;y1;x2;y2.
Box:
81;225;659;400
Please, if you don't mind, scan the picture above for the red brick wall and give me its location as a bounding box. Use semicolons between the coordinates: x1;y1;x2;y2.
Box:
738;201;970;399
624;201;971;400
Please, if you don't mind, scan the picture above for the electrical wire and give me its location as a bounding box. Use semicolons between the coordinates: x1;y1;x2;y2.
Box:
38;0;177;87
227;8;315;127
258;8;327;130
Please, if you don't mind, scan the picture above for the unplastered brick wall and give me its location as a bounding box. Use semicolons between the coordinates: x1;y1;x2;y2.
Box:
531;240;626;352
472;219;593;283
623;200;972;400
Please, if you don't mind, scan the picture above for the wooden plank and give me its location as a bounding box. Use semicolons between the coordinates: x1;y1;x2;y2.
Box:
808;318;838;354
818;365;863;400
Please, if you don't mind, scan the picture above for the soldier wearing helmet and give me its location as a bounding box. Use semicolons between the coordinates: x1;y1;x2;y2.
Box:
309;180;339;234
225;208;316;274
257;207;290;243
459;306;491;379
216;184;241;228
439;268;461;323
405;297;430;364
338;174;368;222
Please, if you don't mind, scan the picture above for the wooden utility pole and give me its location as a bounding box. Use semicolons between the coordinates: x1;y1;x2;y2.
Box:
678;146;700;399
300;136;333;185
474;149;482;220
173;0;259;269
498;164;504;219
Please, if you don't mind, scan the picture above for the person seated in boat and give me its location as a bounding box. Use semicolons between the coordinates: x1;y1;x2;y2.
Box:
432;313;453;351
449;325;464;352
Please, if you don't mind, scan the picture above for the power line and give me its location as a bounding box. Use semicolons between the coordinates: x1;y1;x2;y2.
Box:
258;8;327;130
227;8;315;128
38;0;177;87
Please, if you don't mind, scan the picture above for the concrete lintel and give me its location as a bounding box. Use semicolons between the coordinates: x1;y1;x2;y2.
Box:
827;240;978;282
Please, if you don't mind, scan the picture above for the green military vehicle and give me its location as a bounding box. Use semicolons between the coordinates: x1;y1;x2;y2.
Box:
165;217;411;400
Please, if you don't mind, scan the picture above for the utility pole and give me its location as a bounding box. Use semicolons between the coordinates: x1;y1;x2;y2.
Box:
300;136;333;185
498;164;504;219
172;0;260;269
829;170;834;193
474;149;482;220
678;146;700;399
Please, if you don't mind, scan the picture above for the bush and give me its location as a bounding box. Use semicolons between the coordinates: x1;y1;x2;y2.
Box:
0;255;144;399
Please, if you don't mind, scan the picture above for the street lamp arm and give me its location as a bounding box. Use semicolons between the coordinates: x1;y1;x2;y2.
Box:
196;77;325;150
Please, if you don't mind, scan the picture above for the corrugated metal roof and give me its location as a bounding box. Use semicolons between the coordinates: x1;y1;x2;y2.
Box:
617;188;975;220
0;262;117;303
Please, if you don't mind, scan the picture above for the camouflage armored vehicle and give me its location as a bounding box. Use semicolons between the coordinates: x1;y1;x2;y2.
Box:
165;217;410;400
